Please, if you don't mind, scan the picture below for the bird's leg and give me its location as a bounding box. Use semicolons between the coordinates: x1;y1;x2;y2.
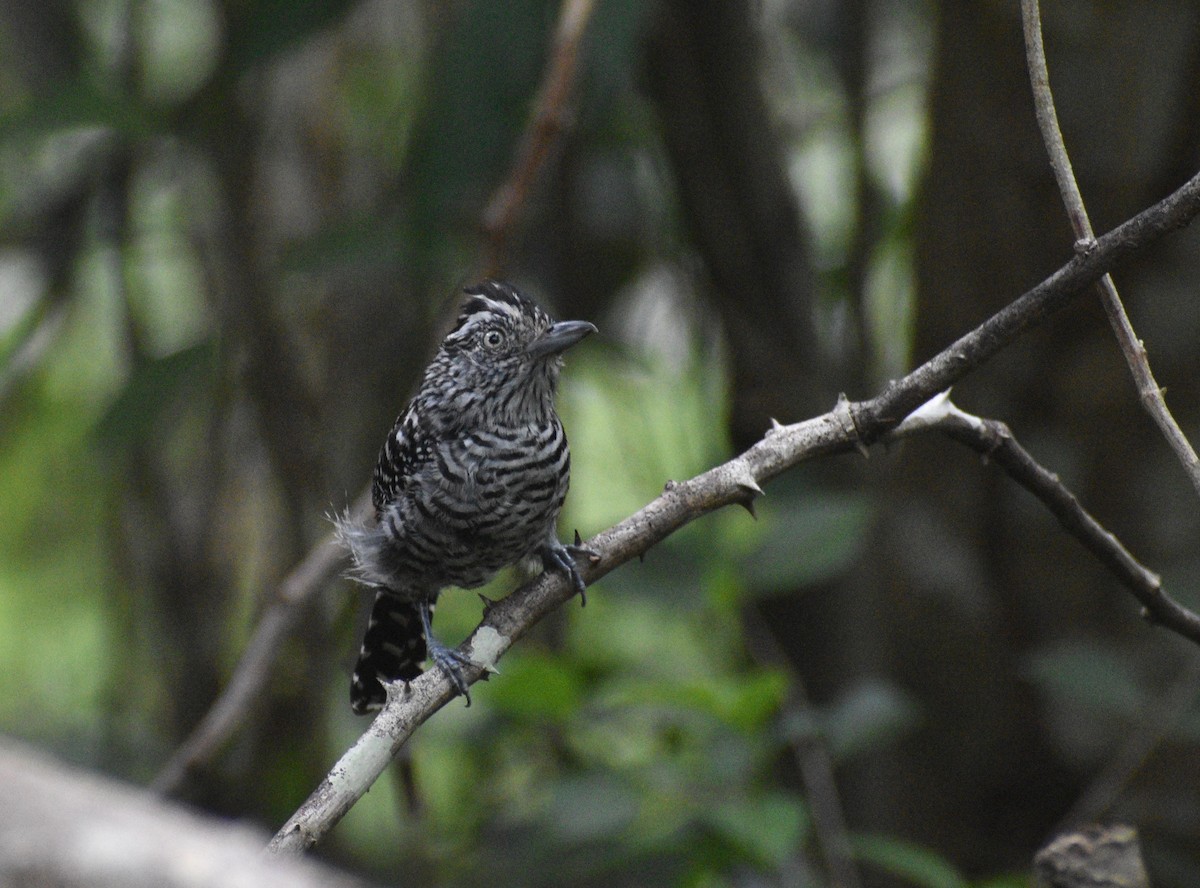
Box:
540;531;598;606
417;596;475;706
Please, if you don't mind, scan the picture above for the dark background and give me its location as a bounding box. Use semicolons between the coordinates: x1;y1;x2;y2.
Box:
1;1;1199;885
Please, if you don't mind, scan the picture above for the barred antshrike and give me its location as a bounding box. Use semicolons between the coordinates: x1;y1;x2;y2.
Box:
337;280;597;713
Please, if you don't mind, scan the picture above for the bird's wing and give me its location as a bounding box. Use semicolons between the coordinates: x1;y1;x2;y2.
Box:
371;401;429;515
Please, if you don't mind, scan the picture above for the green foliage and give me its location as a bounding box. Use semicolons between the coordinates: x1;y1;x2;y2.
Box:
739;484;873;594
702;792;810;868
852;834;969;888
972;877;1030;888
799;677;921;763
0;80;162;142
485;651;586;722
0;325;117;746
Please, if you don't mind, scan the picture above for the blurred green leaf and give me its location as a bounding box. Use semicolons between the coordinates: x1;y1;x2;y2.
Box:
0;293;54;378
1025;640;1143;719
92;340;215;450
486;652;585;721
609;671;788;733
852;834;969;888
0;81;160;142
970;876;1029;888
702;792;809;868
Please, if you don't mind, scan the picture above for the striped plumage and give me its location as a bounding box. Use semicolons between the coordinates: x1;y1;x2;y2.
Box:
337;281;596;713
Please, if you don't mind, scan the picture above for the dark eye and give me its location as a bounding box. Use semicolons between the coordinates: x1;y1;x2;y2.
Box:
482;330;504;349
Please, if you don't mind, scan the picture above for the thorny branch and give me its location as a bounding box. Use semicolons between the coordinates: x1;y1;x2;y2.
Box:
267;164;1200;853
1019;0;1200;495
893;393;1183;633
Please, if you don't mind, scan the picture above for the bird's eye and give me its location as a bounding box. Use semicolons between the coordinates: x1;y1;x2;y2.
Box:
482;330;504;349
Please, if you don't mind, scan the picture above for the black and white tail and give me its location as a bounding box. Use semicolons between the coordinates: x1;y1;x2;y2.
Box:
350;592;427;714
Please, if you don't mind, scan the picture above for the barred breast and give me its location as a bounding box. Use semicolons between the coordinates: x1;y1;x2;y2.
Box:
378;417;571;591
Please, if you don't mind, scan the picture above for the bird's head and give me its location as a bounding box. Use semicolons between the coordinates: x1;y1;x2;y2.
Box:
430;280;596;422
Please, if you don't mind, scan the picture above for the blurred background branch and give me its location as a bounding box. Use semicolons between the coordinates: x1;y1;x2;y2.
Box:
0;738;373;888
1019;0;1200;496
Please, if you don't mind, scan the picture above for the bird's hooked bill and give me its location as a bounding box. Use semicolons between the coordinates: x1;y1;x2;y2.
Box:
526;320;597;359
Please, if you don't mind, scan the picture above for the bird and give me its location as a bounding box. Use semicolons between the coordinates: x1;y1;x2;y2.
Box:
336;280;597;713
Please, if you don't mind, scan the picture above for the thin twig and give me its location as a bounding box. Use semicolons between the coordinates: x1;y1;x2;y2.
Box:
743;606;863;888
150;494;369;795
1019;0;1200;495
1059;655;1200;830
479;0;597;277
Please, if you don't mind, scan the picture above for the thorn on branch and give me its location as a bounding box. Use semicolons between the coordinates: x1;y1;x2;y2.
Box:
834;393;869;457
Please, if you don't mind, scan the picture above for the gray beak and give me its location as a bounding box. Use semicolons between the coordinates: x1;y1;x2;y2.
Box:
526;320;597;360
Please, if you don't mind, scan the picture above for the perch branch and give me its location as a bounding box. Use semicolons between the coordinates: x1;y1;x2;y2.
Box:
1020;0;1200;495
269;391;1194;855
480;0;597;276
262;167;1200;853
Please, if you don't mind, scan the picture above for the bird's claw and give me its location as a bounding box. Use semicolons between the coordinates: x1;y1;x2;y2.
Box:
542;537;597;606
418;598;474;705
427;640;474;706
